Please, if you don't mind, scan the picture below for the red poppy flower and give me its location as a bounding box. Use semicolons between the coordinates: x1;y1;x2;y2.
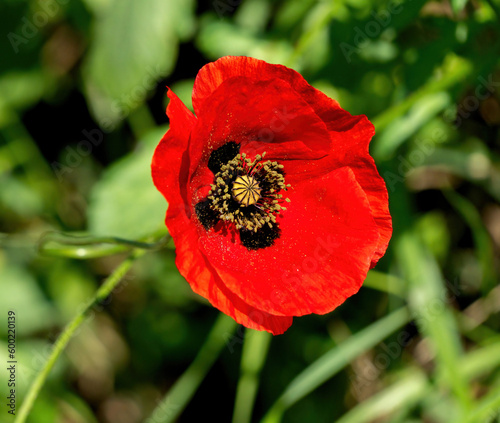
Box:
151;56;392;335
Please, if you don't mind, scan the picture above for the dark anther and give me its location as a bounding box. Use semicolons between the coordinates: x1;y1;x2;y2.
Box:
195;199;219;230
207;142;240;174
239;224;281;250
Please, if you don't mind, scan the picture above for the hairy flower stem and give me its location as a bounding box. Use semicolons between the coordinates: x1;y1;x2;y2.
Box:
15;248;148;423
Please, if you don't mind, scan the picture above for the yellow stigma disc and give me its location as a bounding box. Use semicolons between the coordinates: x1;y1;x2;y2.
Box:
232;175;262;206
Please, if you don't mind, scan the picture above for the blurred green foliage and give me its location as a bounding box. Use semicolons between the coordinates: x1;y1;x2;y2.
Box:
1;0;500;422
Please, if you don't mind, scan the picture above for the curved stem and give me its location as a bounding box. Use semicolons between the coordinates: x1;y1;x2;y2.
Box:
14;249;146;423
37;229;170;259
232;330;272;423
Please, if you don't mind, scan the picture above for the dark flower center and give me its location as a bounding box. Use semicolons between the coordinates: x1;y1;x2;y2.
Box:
195;142;290;250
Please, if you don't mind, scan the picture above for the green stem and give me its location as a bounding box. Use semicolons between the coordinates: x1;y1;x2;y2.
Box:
146;314;237;423
232;330;272;423
14;249;145;423
36;229;170;259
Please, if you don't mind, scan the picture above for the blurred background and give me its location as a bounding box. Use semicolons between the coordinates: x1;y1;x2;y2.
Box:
1;0;500;422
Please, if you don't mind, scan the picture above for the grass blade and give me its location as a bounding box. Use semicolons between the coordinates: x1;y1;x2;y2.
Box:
396;231;472;412
261;307;410;423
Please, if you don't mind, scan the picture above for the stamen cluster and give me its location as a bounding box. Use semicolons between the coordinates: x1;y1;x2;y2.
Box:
207;153;290;232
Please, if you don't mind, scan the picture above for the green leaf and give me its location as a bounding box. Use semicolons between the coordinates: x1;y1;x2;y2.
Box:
0;264;56;335
83;0;194;125
87;126;168;239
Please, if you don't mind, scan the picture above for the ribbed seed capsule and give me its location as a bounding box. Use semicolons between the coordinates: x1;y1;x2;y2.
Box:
232;175;262;206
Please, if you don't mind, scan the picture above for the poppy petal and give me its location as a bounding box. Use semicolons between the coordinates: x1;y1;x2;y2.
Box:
281;114;392;268
192;56;342;118
326;114;392;268
152;89;196;208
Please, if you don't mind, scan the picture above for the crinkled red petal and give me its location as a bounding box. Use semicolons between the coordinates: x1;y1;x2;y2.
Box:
198;167;380;317
328;116;391;267
192;56;342;118
282;115;392;268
